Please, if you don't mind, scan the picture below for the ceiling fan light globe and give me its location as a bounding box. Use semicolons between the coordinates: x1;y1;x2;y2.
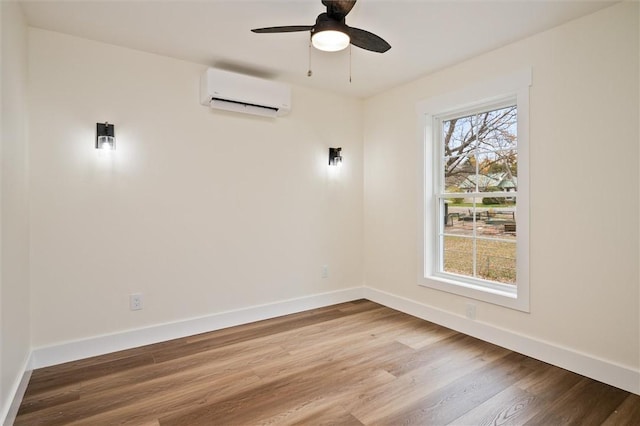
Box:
312;30;350;52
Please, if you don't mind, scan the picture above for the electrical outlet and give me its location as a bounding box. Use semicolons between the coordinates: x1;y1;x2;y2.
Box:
130;293;143;311
321;265;329;279
465;303;476;320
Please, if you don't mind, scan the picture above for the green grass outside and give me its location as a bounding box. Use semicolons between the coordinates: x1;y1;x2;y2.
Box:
443;236;516;284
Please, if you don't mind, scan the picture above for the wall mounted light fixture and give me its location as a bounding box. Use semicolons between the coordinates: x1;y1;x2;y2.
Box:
96;122;115;150
329;147;342;165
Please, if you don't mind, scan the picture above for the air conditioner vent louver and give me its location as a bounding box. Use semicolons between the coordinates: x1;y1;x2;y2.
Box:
200;68;291;117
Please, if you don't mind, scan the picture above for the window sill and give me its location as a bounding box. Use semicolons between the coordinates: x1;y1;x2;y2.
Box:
419;275;529;312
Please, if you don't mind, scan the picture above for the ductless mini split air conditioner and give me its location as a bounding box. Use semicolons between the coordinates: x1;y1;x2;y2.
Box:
199;68;291;118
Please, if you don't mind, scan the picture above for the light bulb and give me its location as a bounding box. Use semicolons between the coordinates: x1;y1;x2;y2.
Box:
312;30;350;52
97;135;115;150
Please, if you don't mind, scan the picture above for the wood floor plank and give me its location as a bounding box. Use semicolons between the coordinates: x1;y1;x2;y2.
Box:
346;337;512;423
523;376;630;426
20;338;287;420
16;388;81;416
16;300;639;425
369;352;535;425
17;343;282;425
394;320;459;350
25;352;155;395
448;376;540;426
602;394;640;426
456;362;585;426
256;369;393;426
72;371;263;426
159;337;413;424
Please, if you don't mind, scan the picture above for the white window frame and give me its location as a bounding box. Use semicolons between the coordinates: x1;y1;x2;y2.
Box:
416;69;531;312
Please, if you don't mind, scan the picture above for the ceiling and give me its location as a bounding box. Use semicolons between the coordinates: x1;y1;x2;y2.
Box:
20;0;618;99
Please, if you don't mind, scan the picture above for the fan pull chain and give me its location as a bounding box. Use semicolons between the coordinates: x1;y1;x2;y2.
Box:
307;40;313;77
349;44;352;83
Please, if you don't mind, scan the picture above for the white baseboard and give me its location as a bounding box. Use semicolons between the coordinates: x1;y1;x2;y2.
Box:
31;287;365;370
23;284;640;403
1;354;33;426
364;286;640;395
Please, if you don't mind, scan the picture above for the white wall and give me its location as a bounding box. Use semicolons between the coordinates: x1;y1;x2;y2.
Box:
364;2;639;371
1;0;31;420
28;29;363;348
16;0;640;403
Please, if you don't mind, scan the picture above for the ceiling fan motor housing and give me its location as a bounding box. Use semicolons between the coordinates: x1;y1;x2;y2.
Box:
312;13;348;36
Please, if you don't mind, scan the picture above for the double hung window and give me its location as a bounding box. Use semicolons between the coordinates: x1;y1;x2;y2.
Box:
437;102;518;287
417;70;530;311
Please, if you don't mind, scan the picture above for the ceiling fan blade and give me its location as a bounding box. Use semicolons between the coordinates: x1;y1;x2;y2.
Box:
251;26;313;34
322;0;357;21
348;27;391;53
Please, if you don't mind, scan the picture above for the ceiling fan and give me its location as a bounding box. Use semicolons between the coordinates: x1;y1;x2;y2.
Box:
251;0;391;53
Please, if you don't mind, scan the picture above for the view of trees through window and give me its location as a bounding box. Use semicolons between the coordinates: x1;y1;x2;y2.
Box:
438;104;517;285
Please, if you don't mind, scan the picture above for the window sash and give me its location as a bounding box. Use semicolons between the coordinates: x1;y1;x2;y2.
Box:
434;102;518;291
435;198;517;287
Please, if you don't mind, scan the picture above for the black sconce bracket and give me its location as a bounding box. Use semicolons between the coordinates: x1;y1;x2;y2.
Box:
329;147;342;165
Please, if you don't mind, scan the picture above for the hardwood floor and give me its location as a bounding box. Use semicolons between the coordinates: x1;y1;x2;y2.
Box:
15;300;640;425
